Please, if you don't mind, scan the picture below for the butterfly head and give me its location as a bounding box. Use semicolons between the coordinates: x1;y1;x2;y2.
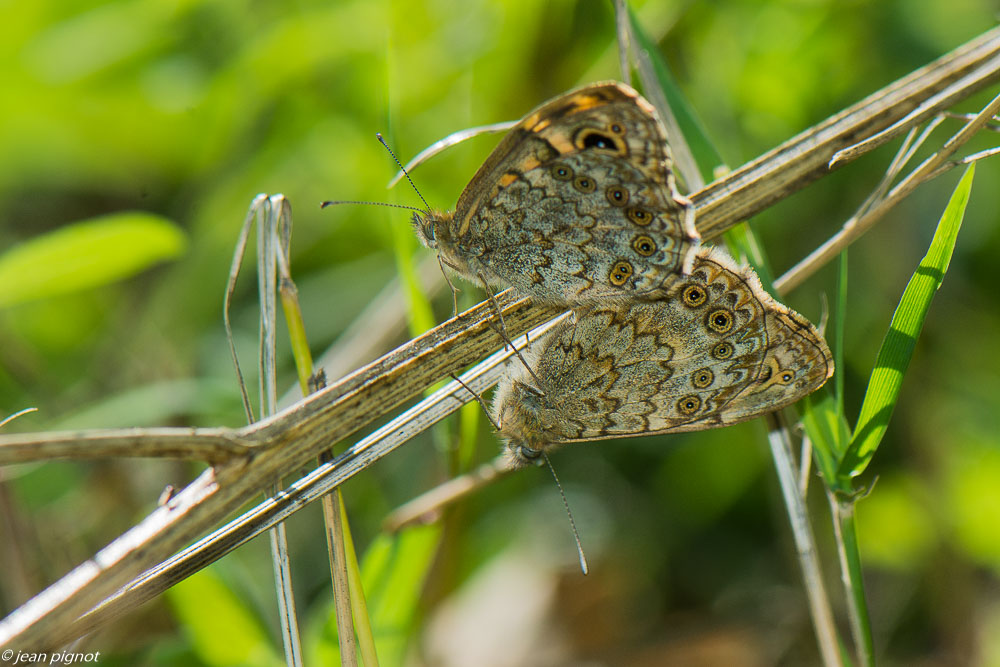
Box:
493;378;550;469
411;209;453;250
506;441;545;469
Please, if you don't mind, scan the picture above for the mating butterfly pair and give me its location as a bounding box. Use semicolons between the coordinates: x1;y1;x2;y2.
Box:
409;82;832;466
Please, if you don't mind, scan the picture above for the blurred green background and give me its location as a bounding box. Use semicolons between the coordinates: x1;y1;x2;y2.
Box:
2;1;1000;665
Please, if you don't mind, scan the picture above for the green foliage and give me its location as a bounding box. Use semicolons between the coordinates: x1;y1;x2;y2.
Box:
308;524;442;665
4;1;1000;664
166;568;281;667
839;166;973;480
0;212;185;308
804;165;975;492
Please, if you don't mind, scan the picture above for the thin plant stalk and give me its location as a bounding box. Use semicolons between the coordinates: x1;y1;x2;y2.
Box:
339;497;379;667
387;122;517;189
0;408;38;430
275;211;374;667
322;485;358;667
830;494;874;667
767;415;844;667
226;195;304;667
382;458;510;533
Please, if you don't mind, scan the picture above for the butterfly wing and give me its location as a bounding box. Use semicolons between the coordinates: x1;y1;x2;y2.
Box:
448;82;699;303
496;248;832;451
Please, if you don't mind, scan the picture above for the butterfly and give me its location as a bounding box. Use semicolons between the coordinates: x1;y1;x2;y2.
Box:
412;81;701;305
491;246;833;467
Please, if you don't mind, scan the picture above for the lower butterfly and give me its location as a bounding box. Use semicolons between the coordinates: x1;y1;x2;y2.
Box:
492;246;834;467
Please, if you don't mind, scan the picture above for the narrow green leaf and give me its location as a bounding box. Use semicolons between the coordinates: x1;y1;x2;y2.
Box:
801;392;852;493
724;222;778;290
310;523;442;666
0;212;187;308
835;249;849;428
392;233;436;337
363;523;441;661
802;248;853;493
166;568;281;667
839;165;974;479
626;6;724;182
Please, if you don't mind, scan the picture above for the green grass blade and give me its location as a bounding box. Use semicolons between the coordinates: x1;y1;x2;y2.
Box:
802;250;853;494
626;6;723;183
362;524;441;658
166;567;282;667
0;212;186;308
839;165;974;479
802;392;853;493
310;524;442;666
835;249;848;425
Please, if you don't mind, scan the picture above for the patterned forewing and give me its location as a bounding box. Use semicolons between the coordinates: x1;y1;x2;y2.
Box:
476;152;691;302
452;82;693;303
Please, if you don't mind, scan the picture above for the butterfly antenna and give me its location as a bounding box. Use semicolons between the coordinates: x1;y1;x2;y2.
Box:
449;373;501;431
543;453;589;576
320;199;426;212
377;132;432;211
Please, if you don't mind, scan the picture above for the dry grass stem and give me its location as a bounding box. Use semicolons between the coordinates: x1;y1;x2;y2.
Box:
0;292;564;650
382;456;511;532
692;26;1000;241
40;317;566;649
0;428;252;465
766;412;843;667
777;90;1000;293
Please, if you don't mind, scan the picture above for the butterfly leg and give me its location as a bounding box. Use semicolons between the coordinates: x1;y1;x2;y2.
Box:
436;255;462;318
672;192;700;275
477;271;547;395
663;162;701;275
448;372;501;430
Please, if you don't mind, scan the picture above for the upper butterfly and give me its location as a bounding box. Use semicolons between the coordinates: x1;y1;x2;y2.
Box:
492;246;834;468
413;81;701;305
